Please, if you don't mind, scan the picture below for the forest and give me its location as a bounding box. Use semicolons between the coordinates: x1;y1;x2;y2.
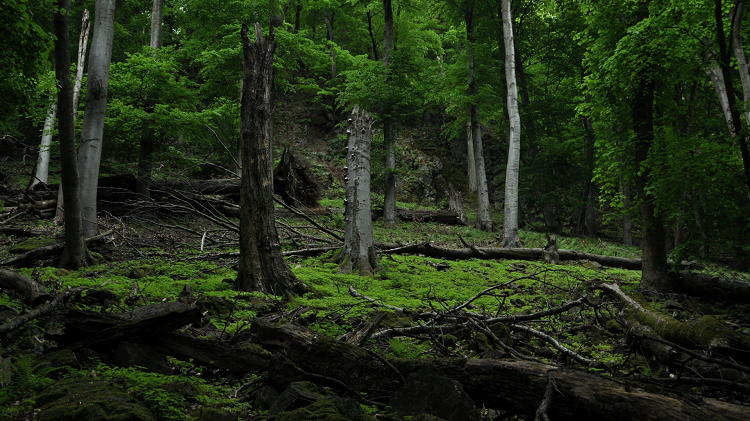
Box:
1;0;750;420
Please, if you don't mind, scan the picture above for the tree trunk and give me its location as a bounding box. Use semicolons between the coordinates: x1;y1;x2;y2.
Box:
621;180;633;245
466;2;493;233
633;68;670;292
135;0;164;199
336;106;380;276
54;9;89;224
77;0;116;238
366;10;378;61
54;0;86;269
382;0;397;229
578;115;597;237
323;10;336;80
466;121;477;192
32;94;57;188
501;0;520;242
733;3;750;127
236;22;309;296
710;0;750;199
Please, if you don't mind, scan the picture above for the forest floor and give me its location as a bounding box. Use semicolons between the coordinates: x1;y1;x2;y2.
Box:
1;200;750;420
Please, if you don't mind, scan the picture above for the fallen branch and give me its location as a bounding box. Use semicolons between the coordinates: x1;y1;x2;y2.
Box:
0;287;86;335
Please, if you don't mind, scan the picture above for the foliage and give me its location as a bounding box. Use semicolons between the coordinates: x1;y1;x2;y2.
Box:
0;355;55;409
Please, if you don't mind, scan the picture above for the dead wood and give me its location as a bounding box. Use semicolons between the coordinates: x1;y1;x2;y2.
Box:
380;242;642;270
672;271;750;304
541;234;559;265
0;287;85;335
342;311;387;346
273;147;321;208
249;318;747;421
61;301;202;351
0;269;50;306
0;227;44;237
447;183;471;226
600;282;750;362
148;332;270;372
157;178;240;195
0;228;115;267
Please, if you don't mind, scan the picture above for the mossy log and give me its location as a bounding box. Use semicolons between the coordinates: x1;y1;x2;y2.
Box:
149;332;270;372
0;268;50;306
250;318;747;421
371;208;470;226
600;283;750;362
380;242;642;270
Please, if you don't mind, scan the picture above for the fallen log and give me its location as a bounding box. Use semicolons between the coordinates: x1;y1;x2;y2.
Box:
381;242;642;270
0;269;50;306
1;228;115;267
672;271;750;304
250;319;747;421
156;178;240;195
148;332;270;372
600;282;750;362
61;301;202;351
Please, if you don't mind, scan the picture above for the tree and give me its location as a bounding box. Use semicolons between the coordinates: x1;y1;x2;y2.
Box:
53;0;86;269
500;0;520;245
78;0;116;238
31;92;56;188
465;0;492;233
382;0;398;229
336;105;381;275
135;0;165;199
236;21;310;296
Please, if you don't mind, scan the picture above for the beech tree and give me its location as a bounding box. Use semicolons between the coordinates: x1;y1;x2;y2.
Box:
78;0;116;238
500;0;520;246
236;21;309;296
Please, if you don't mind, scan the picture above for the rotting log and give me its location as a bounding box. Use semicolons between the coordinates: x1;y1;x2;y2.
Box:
61;301;202;351
371;208;470;226
250;318;747;421
148;332;270;372
1;228;114;267
380;242;642;270
600;282;750;362
672;271;750;304
0;269;50;306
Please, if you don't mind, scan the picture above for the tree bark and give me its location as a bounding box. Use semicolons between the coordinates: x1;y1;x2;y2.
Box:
633;59;669;292
621;179;633;245
367;10;379;61
577;115;597;237
55;9;90;224
54;0;86;269
500;0;520;243
466;1;493;233
336;106;380;276
323;10;336;80
135;0;164;199
382;0;397;229
78;0;116;238
236;22;309;296
32;94;57;188
466;121;477;192
0;269;50;307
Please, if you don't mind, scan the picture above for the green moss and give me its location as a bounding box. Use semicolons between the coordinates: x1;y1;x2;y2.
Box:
34;378;157;421
275;398;376;421
8;238;58;254
605;319;623;334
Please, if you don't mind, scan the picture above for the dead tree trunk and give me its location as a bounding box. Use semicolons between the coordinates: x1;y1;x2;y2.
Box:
235;22;309;296
335;106;380;276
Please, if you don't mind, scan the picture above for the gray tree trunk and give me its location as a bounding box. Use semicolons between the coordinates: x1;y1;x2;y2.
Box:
621;180;633;246
501;0;520;244
337;106;380;275
77;0;116;238
135;0;164;199
235;22;309;296
466;121;477;192
324;10;336;80
465;2;492;233
54;9;90;224
382;0;397;229
733;3;750;126
54;0;86;269
32;94;57;188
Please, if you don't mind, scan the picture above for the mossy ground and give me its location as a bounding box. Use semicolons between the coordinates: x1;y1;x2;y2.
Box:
1;210;748;420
